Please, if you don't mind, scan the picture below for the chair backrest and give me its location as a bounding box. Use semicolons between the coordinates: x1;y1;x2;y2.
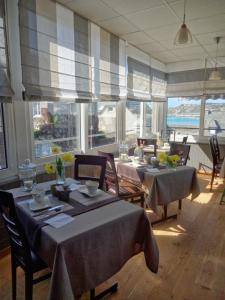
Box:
182;136;188;144
0;191;31;266
74;154;107;189
98;151;120;196
169;142;191;165
137;138;157;156
209;135;220;166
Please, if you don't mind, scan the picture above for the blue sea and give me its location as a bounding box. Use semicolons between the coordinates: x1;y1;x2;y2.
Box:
167;116;200;126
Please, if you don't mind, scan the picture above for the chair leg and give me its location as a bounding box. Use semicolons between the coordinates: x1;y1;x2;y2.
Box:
140;195;145;208
163;205;167;219
178;199;182;210
210;170;215;192
25;271;33;300
11;256;17;300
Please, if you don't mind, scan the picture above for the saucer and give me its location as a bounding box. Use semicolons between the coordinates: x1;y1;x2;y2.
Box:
29;196;51;212
79;187;101;198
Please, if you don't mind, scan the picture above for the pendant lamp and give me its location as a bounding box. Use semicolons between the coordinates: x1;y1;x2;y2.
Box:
174;0;192;45
209;37;222;81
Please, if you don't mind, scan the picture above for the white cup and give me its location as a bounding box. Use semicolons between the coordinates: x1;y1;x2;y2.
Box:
32;188;45;203
85;180;98;195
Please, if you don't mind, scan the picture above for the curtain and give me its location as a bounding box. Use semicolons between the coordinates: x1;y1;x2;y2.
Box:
91;23;126;101
0;0;14;102
127;57;151;101
19;0;92;102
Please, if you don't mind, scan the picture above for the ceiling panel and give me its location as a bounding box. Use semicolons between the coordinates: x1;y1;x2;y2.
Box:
121;31;153;45
189;14;225;35
101;0;164;15
127;6;177;30
138;41;168;53
98;16;138;36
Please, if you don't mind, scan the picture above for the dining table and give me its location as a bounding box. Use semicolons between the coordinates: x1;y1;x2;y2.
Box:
9;178;159;300
116;160;200;223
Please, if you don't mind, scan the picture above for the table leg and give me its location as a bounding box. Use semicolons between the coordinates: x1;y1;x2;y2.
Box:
151;203;178;225
163;204;167;218
178;199;182;210
90;283;118;300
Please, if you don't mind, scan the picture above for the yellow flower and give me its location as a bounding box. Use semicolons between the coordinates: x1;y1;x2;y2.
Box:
44;163;56;174
61;153;75;163
170;154;180;162
51;145;61;155
158;152;167;163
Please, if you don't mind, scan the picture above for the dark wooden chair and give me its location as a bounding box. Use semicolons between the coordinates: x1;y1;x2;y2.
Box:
0;190;51;300
74;154;107;190
98;151;145;207
169;142;191;166
209;135;223;191
137;138;157;156
182;136;188;144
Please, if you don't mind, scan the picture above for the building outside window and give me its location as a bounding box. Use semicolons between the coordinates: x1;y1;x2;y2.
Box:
167;97;201;142
88;102;117;148
32;102;80;158
125;100;152;144
204;98;225;137
0;104;7;169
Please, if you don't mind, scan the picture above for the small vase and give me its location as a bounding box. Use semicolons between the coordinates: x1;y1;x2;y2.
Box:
56;165;65;185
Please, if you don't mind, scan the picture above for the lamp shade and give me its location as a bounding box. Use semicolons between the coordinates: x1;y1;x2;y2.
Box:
174;23;192;45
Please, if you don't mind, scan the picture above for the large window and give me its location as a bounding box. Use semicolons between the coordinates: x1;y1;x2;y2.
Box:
0;104;7;169
167;98;201;142
88;102;117;148
204;98;225;137
125;101;152;143
32;102;80;158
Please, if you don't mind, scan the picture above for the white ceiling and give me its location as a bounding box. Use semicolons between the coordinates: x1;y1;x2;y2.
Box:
57;0;225;65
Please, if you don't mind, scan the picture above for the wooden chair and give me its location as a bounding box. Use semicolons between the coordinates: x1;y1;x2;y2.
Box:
74;154;107;190
182;136;188;144
98;151;145;207
209;136;223;191
169;142;191;166
0;190;51;300
137;138;157;156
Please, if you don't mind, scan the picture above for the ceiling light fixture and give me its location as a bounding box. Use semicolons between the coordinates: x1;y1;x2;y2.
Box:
174;0;192;45
209;37;222;81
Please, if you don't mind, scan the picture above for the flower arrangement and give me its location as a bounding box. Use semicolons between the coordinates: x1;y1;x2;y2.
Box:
44;145;75;184
158;152;180;168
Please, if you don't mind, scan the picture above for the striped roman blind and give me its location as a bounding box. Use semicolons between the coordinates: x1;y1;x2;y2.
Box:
127;57;151;101
0;0;14;102
91;23;126;101
19;0;92;102
151;68;167;102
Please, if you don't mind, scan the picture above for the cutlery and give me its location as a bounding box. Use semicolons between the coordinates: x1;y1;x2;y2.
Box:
33;204;64;217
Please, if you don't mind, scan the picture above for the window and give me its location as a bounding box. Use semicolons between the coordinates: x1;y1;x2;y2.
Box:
204;98;225;137
88;102;117;148
32;102;80;158
125;101;152;143
0;104;7;169
167;98;201;142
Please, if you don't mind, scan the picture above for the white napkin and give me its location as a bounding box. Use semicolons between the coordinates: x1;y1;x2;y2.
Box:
44;213;74;228
146;168;160;173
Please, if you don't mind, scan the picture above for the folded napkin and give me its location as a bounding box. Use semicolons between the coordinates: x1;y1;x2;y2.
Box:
44;213;74;228
146;168;160;173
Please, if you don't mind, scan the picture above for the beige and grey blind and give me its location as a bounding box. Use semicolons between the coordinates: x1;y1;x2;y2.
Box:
91;23;126;101
19;0;92;102
151;68;167;102
0;0;14;102
127;57;151;101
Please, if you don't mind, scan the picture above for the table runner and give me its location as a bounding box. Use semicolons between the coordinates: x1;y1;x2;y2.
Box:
117;163;200;213
16;189;118;248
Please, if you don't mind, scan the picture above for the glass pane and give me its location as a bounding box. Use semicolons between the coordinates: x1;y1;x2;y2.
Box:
0;104;7;169
125;101;141;143
144;102;152;135
204;98;225;137
167;98;201;142
32;102;80;158
88;102;117;148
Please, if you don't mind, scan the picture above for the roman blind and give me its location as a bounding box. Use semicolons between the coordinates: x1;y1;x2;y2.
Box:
0;0;14;102
151;68;167;102
91;23;126;101
127;57;151;101
19;0;92;102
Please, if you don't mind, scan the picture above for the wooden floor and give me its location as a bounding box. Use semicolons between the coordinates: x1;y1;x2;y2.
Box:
1;175;225;300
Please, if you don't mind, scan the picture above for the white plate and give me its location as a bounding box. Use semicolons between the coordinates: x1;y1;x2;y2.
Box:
79;187;101;198
29;199;52;212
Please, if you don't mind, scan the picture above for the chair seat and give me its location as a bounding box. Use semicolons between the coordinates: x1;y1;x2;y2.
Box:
109;183;144;198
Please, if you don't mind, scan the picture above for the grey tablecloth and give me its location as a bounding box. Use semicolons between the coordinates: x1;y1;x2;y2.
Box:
117;163;200;213
14;196;159;300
